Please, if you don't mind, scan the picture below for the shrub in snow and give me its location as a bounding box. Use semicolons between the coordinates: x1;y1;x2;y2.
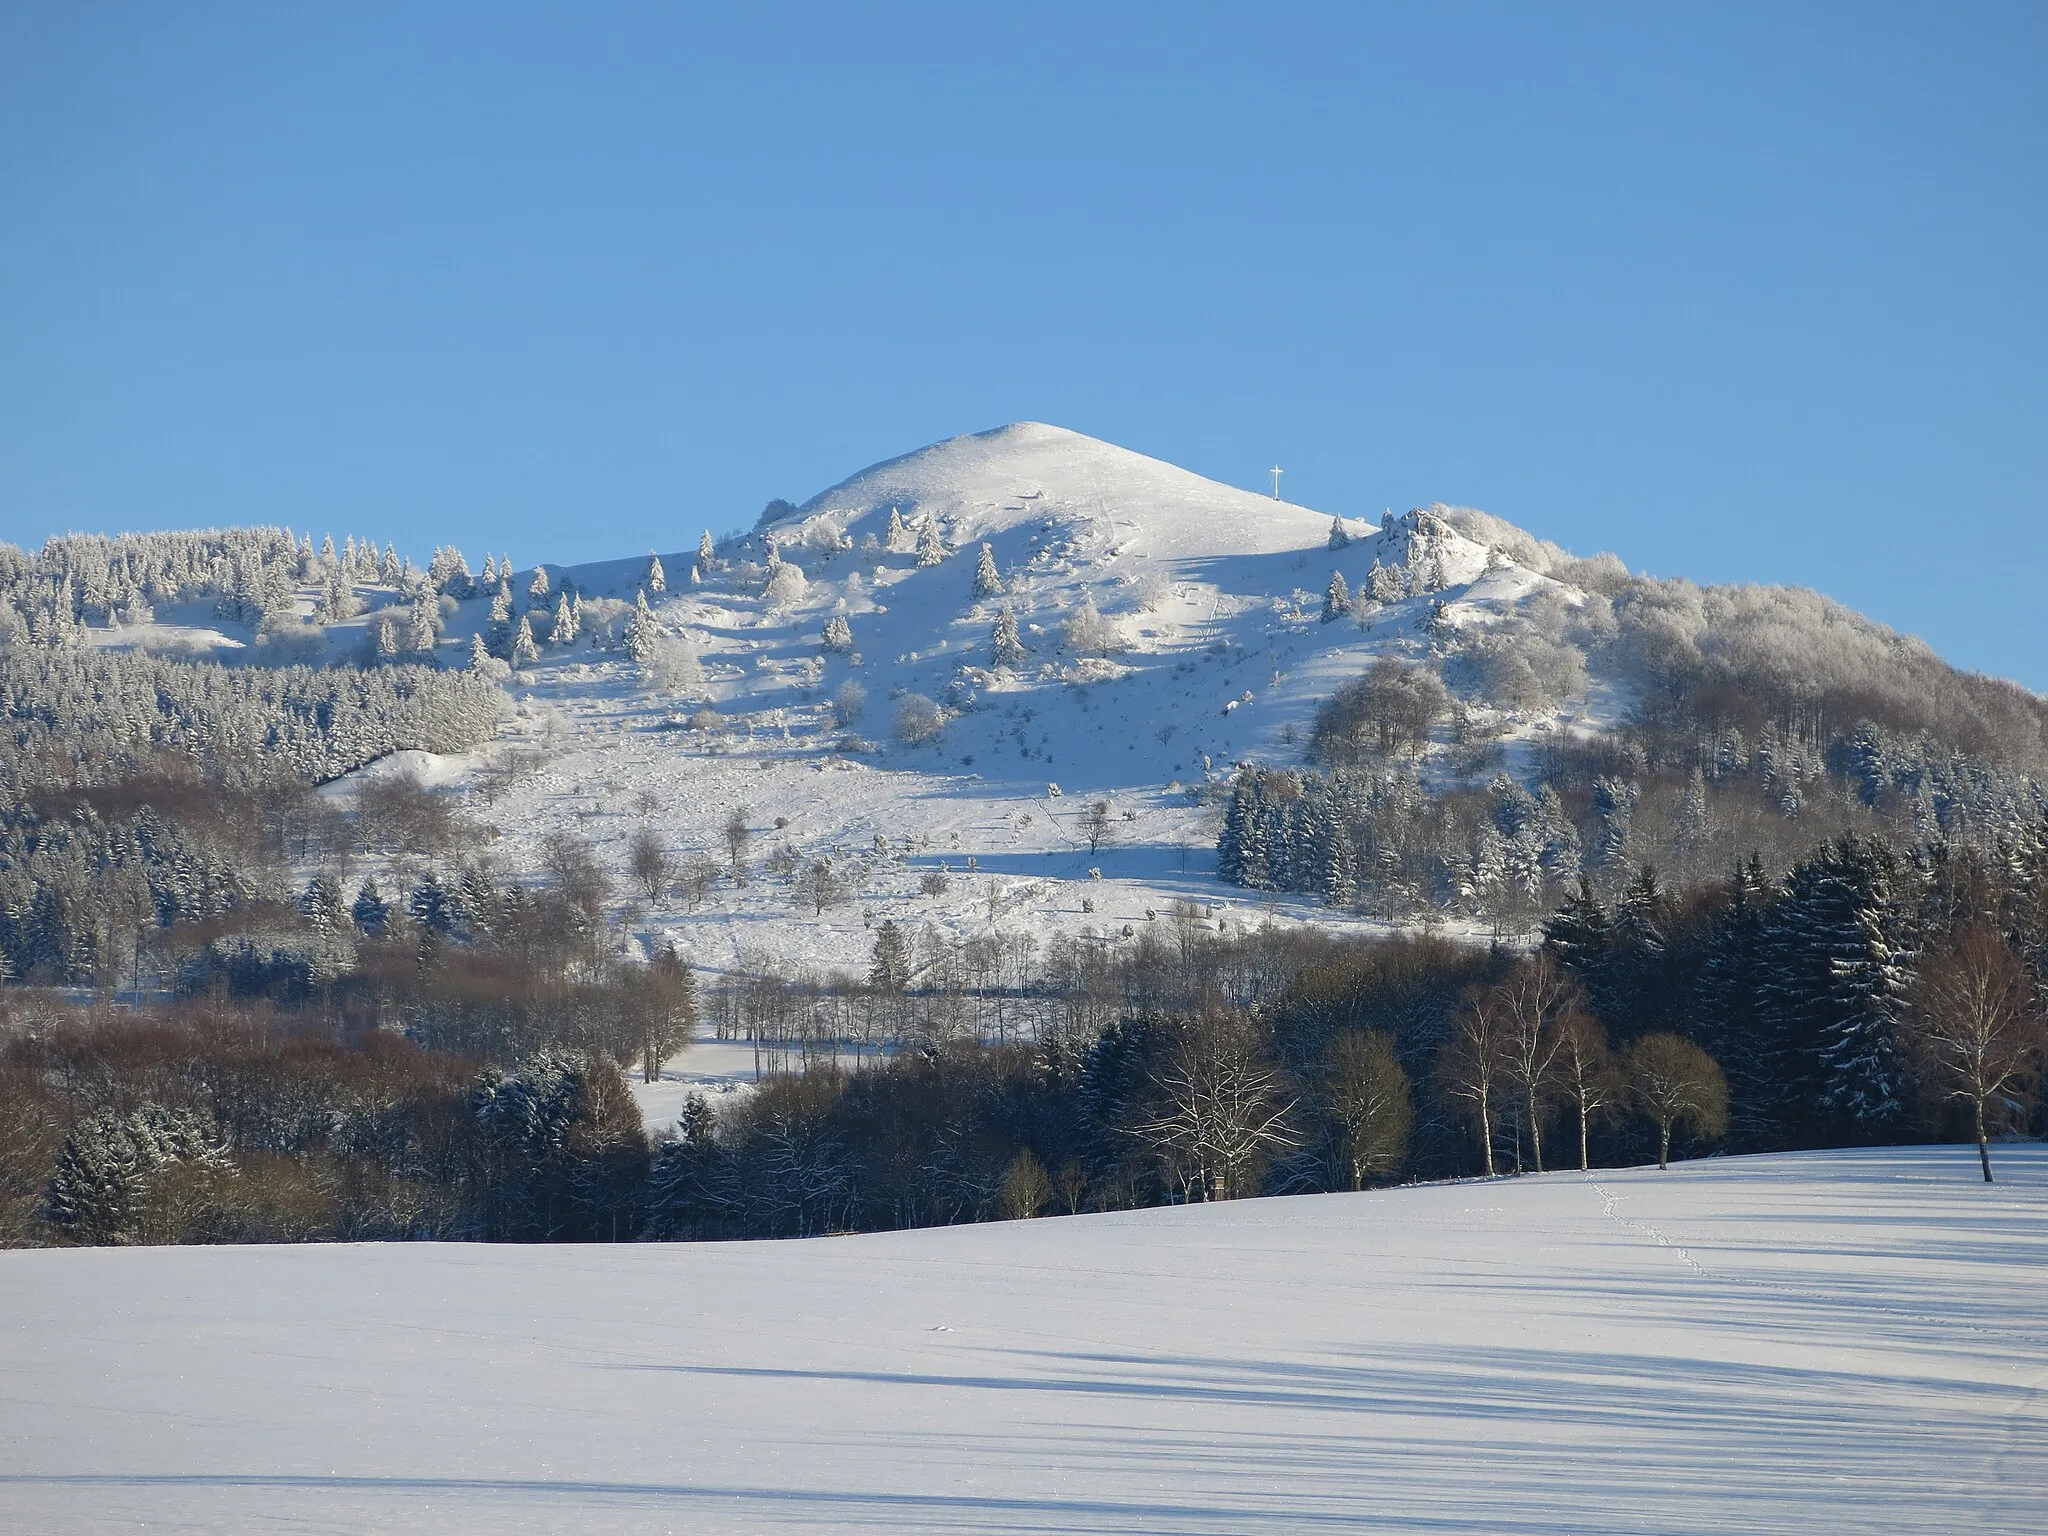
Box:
1061;596;1124;656
763;560;808;610
895;692;947;745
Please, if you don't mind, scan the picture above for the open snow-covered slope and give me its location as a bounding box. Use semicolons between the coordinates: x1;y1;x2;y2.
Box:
1;1147;2040;1534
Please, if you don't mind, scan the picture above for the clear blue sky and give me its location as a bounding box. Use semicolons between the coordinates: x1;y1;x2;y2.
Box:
2;3;2042;683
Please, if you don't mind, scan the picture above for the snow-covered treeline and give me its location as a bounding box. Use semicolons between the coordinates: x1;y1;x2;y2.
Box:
0;647;502;790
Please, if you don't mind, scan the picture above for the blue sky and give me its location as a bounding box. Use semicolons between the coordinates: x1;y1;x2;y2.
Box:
2;3;2042;683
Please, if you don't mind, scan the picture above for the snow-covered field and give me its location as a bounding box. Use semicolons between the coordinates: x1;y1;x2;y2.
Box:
2;1146;2041;1534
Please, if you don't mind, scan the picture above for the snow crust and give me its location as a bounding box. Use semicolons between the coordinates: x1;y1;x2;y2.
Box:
1;1147;2040;1533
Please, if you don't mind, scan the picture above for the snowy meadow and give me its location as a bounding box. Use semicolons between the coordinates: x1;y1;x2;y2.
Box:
2;1146;2041;1534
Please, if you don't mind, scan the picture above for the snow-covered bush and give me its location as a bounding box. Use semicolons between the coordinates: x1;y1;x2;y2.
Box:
1061;596;1125;656
894;693;947;745
763;560;808;610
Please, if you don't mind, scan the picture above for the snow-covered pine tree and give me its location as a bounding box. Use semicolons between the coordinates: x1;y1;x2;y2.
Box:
972;543;1003;599
822;614;853;653
697;530;716;570
528;563;550;602
1327;516;1350;550
990;603;1027;667
915;515;945;568
510;614;540;668
469;633;495;674
551;590;578;646
381;544;403;584
1368;559;1404;603
1321;571;1350;623
886;508;909;553
406;592;441;657
646;553;666;594
626;591;659;662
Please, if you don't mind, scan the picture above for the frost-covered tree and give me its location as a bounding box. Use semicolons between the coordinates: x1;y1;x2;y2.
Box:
821;614;854;654
402;592;440;657
1367;559;1405;604
1321;571;1350;623
1327;516;1350;550
43;1105;232;1245
625;591;660;662
763;558;808;610
645;553;666;594
550;590;579;646
528;564;550;601
885;508;910;553
915;515;945;568
990;603;1027;667
510;614;540;668
972;543;1004;599
697;530;716;571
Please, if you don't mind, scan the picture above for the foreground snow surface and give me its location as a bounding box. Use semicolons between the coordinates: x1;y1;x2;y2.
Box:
2;1149;2043;1534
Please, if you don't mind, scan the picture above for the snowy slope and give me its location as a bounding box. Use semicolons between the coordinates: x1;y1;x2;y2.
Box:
310;424;1563;979
1;1146;2041;1534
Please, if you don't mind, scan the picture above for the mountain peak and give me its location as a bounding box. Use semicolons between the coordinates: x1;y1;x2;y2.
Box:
790;423;1337;559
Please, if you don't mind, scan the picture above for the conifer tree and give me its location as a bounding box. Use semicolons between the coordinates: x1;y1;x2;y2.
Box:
1321;571;1350;623
886;508;909;552
1327;515;1350;550
510;614;540;667
352;879;389;937
646;553;666;594
697;530;716;570
990;603;1027;667
626;591;659;662
552;590;579;646
528;564;550;602
468;632;495;674
972;543;1004;599
821;614;854;654
915;515;945;568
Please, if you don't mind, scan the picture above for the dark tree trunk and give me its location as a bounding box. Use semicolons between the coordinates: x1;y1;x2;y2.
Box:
1976;1099;1994;1184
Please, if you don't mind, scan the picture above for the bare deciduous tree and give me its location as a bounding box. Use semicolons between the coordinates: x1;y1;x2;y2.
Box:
1625;1033;1728;1170
1550;1006;1618;1171
722;807;751;883
627;825;675;903
1321;1029;1412;1189
999;1149;1052;1219
1491;955;1580;1173
1902;922;2045;1182
792;858;848;917
1440;985;1515;1176
1081;800;1114;856
1133;1014;1297;1202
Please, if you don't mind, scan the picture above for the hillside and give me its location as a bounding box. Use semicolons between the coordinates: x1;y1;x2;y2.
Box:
2;1146;2041;1533
6;421;2046;1082
317;424;1586;990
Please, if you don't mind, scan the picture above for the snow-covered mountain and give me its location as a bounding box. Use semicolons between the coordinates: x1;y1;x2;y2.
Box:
71;420;2040;1012
326;423;1582;982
